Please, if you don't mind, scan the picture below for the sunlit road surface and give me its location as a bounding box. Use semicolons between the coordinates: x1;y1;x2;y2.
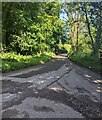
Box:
1;55;102;118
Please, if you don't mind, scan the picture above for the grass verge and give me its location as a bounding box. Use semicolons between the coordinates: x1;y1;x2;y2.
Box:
69;54;102;74
1;52;55;73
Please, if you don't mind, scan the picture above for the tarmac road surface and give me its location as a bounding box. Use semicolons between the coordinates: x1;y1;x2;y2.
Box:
1;56;102;118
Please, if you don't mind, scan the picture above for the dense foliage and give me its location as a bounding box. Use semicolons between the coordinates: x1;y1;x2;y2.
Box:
2;2;67;55
1;52;55;72
2;2;102;73
64;2;102;56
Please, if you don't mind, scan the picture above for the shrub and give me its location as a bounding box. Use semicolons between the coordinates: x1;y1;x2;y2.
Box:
1;52;54;73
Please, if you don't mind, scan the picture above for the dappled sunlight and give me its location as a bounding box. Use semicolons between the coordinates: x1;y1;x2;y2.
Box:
97;86;101;89
96;89;102;93
96;86;102;93
35;80;45;85
40;60;44;64
2;93;17;102
94;80;102;84
84;74;91;78
2;1;102;119
84;74;102;88
38;80;45;84
47;76;54;80
85;76;102;94
54;55;67;59
84;74;93;82
50;87;63;92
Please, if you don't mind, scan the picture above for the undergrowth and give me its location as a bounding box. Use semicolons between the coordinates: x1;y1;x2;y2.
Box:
1;52;55;73
69;53;101;73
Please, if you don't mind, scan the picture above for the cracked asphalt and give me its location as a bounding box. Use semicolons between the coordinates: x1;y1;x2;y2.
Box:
1;57;102;119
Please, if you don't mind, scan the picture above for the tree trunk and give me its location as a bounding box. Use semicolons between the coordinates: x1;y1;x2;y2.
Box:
2;3;13;46
84;3;95;54
75;11;80;53
76;22;79;52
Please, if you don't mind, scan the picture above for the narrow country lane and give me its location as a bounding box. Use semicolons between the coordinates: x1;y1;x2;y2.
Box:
1;56;102;118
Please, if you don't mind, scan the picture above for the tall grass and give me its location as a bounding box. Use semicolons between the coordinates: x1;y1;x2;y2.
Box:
69;53;101;73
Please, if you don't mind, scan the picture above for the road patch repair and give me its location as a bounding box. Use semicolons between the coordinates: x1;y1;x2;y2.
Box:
1;57;102;118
